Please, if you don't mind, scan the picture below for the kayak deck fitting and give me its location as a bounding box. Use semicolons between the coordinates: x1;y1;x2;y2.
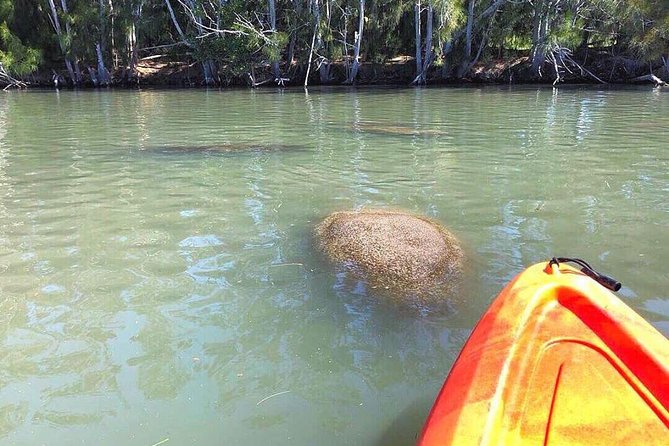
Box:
419;260;669;445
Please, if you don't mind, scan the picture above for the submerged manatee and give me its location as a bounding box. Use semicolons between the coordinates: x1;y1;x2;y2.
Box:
316;209;463;308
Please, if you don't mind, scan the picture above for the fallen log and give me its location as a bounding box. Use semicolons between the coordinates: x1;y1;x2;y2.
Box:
631;74;667;87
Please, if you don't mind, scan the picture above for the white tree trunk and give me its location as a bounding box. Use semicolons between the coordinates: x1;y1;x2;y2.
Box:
304;0;320;87
413;3;433;84
87;67;98;86
287;0;300;66
47;0;77;84
108;0;119;70
128;2;144;82
74;59;83;83
414;2;422;80
346;0;364;83
465;0;475;61
268;0;281;79
128;23;137;72
422;5;433;77
164;0;190;45
128;19;138;79
96;42;111;85
441;0;506;78
531;0;560;76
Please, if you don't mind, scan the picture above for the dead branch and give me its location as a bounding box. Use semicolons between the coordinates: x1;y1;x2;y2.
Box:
631;74;667;87
0;64;28;90
548;46;606;84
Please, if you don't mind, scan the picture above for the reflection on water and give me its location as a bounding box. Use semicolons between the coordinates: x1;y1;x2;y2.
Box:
0;87;667;445
142;142;308;156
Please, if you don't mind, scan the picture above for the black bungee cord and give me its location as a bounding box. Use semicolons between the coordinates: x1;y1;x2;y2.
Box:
548;257;622;292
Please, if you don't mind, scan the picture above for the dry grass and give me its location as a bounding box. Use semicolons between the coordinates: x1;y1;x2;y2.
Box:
316;209;463;296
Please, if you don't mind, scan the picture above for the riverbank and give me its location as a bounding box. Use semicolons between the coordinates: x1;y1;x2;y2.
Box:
8;51;669;89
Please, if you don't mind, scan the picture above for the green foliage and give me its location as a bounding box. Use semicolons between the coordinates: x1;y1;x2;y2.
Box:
0;22;41;75
0;0;41;75
263;30;288;61
623;0;669;61
548;9;586;49
0;0;666;80
435;0;465;42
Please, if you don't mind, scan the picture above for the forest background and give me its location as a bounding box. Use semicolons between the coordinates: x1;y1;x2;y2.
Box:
1;0;668;88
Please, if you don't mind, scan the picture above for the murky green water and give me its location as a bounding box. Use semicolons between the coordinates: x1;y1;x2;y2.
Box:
0;86;667;445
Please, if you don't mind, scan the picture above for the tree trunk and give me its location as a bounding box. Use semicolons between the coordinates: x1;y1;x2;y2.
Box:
165;0;215;85
59;0;83;84
87;67;99;86
128;20;138;80
319;61;333;83
413;3;433;84
186;0;216;85
74;59;83;84
202;61;213;86
465;0;475;61
47;0;77;85
268;0;281;79
441;40;452;77
108;0;118;70
423;5;433;74
96;42;111;85
287;32;296;67
287;0;300;68
459;0;475;75
305;0;320;87
414;2;422;81
164;0;190;45
346;0;364;83
97;0;107;55
442;0;506;78
60;0;83;84
531;0;551;76
63;59;76;85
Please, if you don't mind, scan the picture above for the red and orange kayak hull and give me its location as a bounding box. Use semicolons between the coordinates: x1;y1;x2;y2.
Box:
419;262;669;445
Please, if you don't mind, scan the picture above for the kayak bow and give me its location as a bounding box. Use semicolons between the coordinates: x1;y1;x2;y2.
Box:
419;261;669;445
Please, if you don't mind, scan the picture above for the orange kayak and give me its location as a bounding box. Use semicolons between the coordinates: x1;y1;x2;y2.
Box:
419;260;669;445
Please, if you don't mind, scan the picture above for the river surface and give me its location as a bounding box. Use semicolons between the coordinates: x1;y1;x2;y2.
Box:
0;86;667;445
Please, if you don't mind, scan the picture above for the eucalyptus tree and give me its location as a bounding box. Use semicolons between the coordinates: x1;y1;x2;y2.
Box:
344;0;364;83
311;0;361;84
306;0;355;85
1;0;668;85
304;0;319;86
163;0;230;84
267;0;281;79
412;0;469;82
528;0;565;75
170;0;220;84
413;1;434;84
123;0;144;80
94;0;113;84
44;0;80;84
439;0;504;78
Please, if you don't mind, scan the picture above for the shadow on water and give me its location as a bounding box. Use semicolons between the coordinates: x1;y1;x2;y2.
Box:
138;142;310;156
375;396;434;446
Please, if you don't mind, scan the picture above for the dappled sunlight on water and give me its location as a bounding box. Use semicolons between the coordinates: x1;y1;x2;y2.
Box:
0;87;667;445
